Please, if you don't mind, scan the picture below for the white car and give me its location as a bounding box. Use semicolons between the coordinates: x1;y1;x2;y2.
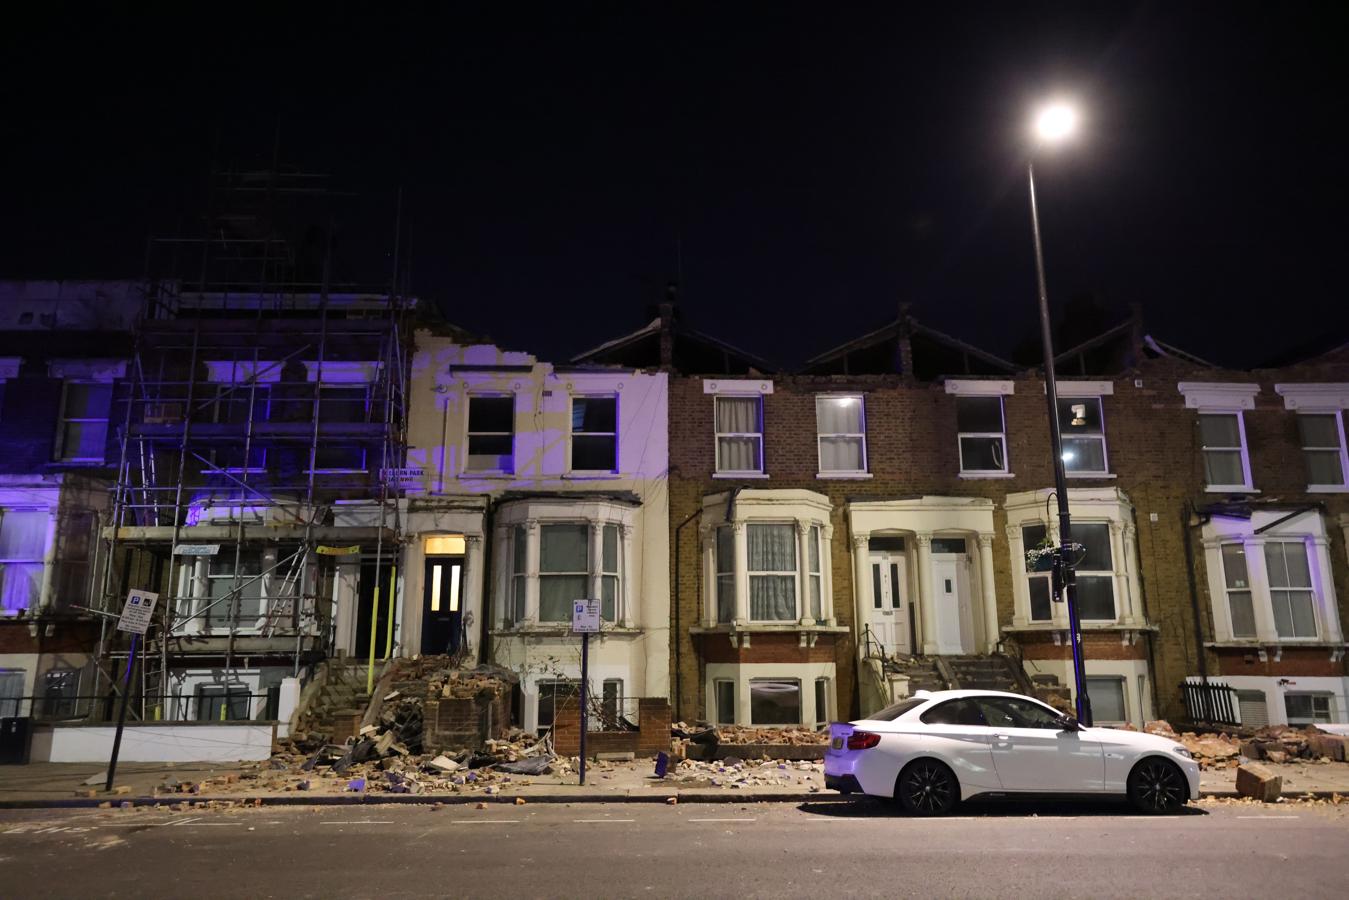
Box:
824;689;1200;815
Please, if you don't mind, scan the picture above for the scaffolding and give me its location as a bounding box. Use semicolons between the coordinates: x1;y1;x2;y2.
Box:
94;166;413;720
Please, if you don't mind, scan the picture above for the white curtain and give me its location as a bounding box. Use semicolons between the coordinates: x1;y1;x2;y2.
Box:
748;524;796;620
716;397;760;471
0;510;45;612
816;397;861;433
819;436;863;471
539;524;589;622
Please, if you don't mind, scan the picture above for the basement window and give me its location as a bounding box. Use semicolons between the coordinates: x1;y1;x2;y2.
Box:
714;679;735;725
195;684;251;722
1284;693;1332;726
1086;676;1127;725
749;678;800;726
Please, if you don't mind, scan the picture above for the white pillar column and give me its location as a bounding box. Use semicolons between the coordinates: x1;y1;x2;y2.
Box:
915;532;937;655
588;521;604;612
822;525;836;625
851;534;870;651
732;522;749;625
620;524;635;628
190;557;209;635
1006;523;1028;628
1312;536;1343;642
524;520;540;623
333;561;359;653
1120;523;1140;625
493;523;510;627
700;527;717;627
796;521;813;625
977;533;999;653
464;534;484;662
37;509;58;610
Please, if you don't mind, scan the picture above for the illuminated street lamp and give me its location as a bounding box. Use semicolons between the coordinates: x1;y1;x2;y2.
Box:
1026;100;1092;725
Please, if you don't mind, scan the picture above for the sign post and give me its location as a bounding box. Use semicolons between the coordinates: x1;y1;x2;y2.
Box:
106;589;157;792
571;599;600;786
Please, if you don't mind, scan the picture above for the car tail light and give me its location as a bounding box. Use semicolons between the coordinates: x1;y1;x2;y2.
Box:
846;731;880;750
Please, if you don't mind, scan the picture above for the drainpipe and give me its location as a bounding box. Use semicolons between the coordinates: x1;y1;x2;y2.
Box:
672;505;701;721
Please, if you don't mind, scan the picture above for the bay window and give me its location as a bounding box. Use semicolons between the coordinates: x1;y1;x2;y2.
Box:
1021;522;1053;622
538;524;589;622
1073;523;1116;621
1264;541;1317;638
748;524;797;621
1220;544;1257;638
715;526;735;624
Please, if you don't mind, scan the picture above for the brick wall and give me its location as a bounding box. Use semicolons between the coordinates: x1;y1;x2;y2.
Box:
551;697;672;758
423;691;511;753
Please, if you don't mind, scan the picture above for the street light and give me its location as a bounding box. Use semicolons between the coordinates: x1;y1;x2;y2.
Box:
1025;99;1092;725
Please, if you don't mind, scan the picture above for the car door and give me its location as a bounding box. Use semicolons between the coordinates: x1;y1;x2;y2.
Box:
974;696;1106;793
913;697;1001;793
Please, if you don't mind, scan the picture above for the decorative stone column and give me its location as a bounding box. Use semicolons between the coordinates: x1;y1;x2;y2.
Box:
851;533;870;650
588;522;604;614
700;526;717;627
822;524;836;624
524;520;540;624
977;533;999;652
915;532;937;655
732;522;749;625
1312;535;1343;642
464;534;484;661
493;524;510;626
620;524;635;628
796;521;814;625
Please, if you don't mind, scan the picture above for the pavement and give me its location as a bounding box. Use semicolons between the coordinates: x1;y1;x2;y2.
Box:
1;799;1347;898
3;758;1349;808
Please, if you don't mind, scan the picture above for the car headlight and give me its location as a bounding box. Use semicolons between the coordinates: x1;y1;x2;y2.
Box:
1172;746;1193;759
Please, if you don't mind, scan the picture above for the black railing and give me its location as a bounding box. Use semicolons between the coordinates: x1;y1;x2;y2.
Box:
1180;681;1241;727
1;691;280;725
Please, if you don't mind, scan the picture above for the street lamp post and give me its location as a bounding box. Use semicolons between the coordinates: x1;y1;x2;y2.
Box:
1027;101;1091;725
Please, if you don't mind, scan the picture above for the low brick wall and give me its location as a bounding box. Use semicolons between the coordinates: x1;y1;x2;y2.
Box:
423;691;511;753
552;698;672;759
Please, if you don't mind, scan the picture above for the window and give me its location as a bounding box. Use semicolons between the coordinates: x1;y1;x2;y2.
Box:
600;524;620;622
1199;413;1251;489
1022;523;1053;622
320;384;371;423
956;396;1007;474
921;698;987;726
869;697;925;722
1086;677;1127;724
0;670;24;718
715;526;735;623
601;679;624;728
976;696;1062;729
0;509;46;614
537;679;578;729
538;524;589;622
40;668;81;718
509;525;527;625
195;684;250;721
1264;541;1317;638
1284;693;1332;726
816;395;866;474
467;395;514;472
571;397;618;472
715;395;763;474
747;524;796;621
1060;397;1108;475
715;679;736;725
1220;544;1257;638
749;678;800;725
814;678;830;727
807;526;823;620
1073;523;1116;621
57;382;113;462
1297;413;1347;487
206;551;264;630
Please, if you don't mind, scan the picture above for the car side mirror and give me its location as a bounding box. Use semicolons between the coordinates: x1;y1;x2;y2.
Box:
1056;714;1081;732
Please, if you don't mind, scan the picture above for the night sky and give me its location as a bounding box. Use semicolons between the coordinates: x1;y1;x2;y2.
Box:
3;3;1346;369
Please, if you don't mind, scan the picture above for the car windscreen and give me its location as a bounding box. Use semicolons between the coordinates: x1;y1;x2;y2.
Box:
867;698;926;721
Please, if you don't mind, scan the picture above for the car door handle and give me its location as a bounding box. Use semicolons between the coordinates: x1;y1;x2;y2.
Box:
993;734;1012;744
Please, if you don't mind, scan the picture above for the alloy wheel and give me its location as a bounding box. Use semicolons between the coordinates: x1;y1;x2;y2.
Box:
898;760;956;816
1131;759;1185;813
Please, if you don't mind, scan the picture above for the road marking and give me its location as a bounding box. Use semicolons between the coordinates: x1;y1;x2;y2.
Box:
1236;815;1299;820
168;817;202;827
805;817;873;822
320;820;395;826
573;818;636;823
688;818;756;823
452;820;520;825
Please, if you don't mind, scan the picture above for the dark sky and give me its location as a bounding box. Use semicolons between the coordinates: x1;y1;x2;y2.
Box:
3;2;1346;368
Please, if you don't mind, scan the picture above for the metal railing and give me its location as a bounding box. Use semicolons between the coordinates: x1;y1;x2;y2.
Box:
1180;681;1241;727
2;691;280;725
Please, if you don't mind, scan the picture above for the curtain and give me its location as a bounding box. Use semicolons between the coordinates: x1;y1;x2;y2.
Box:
716;397;760;471
819;436;863;471
540;524;588;572
748;524;796;621
816;397;862;434
540;575;587;622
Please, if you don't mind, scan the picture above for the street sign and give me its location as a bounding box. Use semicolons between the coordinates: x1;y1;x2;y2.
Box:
174;544;220;556
316;545;361;556
571;599;601;633
116;589;159;635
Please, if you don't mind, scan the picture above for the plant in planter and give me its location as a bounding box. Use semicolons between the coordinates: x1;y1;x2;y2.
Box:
1025;537;1057;572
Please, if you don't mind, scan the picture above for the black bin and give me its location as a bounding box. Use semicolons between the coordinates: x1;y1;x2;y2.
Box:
0;717;32;765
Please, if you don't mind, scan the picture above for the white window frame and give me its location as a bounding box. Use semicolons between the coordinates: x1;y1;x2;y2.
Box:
1021;521;1055;623
536;522;591;624
1085;675;1128;725
1218;542;1258;639
1284;692;1333;726
1264;540;1319;639
714;678;736;725
1072;520;1117;622
815;393;868;477
813;676;831;727
947;380;1013;477
55;380;115;464
465;393;516;474
569;394;619;474
0;507;48;615
1197;411;1254;492
956;396;1009;475
1060;396;1110;476
1179;383;1260;492
713;394;765;476
749;677;802;726
1295;412;1349;490
1275;385;1349;492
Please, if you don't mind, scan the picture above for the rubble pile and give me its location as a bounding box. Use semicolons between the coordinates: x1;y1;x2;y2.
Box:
714;726;829;746
667;757;823;790
1143;720;1349;769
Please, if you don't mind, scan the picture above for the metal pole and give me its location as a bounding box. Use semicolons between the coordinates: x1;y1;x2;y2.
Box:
579;632;589;786
1027;160;1091;726
105;633;138;792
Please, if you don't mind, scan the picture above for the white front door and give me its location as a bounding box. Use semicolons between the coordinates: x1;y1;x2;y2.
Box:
867;553;911;656
932;554;974;654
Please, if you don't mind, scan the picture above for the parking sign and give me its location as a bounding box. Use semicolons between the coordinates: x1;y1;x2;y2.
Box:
117;589;159;635
571;599;601;633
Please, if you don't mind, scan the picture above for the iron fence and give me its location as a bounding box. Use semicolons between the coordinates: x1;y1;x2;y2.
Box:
1180;681;1240;727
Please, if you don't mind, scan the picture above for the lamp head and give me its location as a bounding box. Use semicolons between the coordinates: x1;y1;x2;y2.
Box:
1033;102;1079;145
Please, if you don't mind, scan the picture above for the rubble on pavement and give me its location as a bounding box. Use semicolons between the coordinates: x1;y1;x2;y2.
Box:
665;757;824;790
1142;720;1349;770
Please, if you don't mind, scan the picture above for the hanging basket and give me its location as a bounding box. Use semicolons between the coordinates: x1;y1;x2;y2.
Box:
1025;544;1057;572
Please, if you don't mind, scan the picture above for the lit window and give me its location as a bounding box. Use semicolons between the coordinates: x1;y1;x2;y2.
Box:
424;534;466;556
0;509;46;614
816;395;866;474
1219;544;1257;638
750;678;801;725
1264;541;1317;639
466;395;514;472
956;397;1008;474
57;382;113;462
747;524;796;622
1198;413;1252;490
571;397;618;472
715;395;763;474
1059;397;1108;475
1297;413;1348;488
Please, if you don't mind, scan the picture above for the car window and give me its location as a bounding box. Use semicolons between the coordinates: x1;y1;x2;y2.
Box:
869;698;926;721
976;696;1062;729
920;698;987;727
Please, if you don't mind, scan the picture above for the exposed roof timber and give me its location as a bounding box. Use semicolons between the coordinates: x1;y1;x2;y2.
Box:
804;316;1016;374
1049;319;1134;366
1144;335;1217;368
570;318;661;363
910;322;1018;373
803;320;900;366
682;325;778;373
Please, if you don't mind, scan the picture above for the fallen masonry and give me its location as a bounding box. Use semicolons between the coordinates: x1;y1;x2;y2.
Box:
1142;720;1349;770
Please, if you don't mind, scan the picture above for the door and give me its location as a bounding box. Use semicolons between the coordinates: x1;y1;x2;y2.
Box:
355;561;395;660
422;556;464;655
974;695;1105;792
931;555;974;654
867;553;911;656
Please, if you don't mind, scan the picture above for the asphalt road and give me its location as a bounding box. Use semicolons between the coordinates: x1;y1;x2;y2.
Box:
1;799;1346;898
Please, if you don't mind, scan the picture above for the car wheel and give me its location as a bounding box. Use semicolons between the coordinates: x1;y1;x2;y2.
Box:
895;759;958;817
1127;757;1187;814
